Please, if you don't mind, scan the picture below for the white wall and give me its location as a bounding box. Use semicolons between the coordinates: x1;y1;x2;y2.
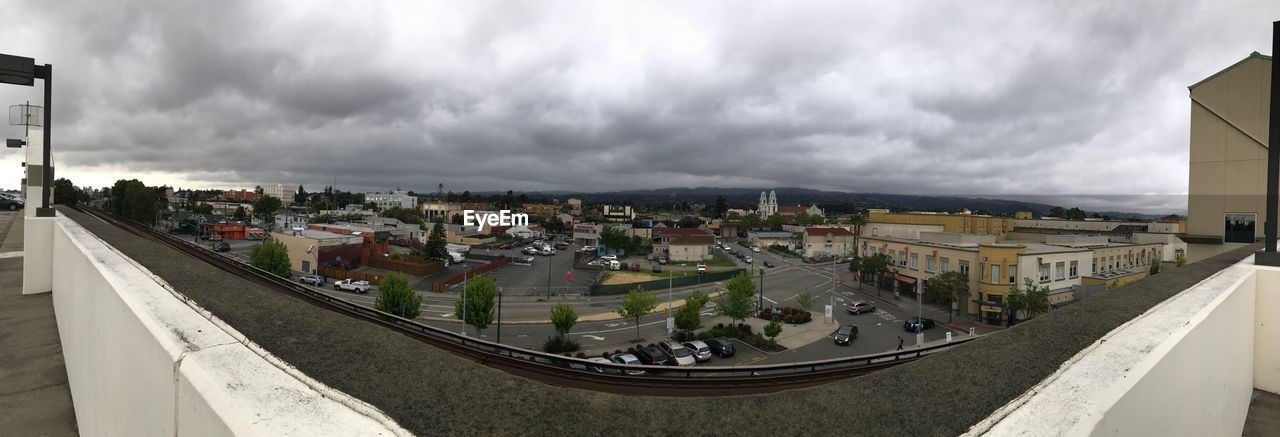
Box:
43;214;407;436
967;256;1269;436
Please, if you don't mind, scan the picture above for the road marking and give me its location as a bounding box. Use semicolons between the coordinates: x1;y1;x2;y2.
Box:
763;296;777;304
441;313;454;318
582;335;605;341
605;322;625;328
517;334;527;338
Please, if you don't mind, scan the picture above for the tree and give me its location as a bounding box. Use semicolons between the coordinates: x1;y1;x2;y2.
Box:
544;216;566;233
252;195;283;229
550;304;578;338
765;213;785;229
674;291;710;332
1007;278;1050;325
250;239;291;277
232;206;247;221
855;253;893;296
763;320;783;345
381;206;425;225
424;220;449;260
1064;207;1086;221
676;216;701;228
713;196;728;219
1149;260;1161;276
1048;206;1065;218
925;271;969;322
374;272;421;319
616;287;658;340
53;178;78;206
363;201;379;211
740;213;761;230
1176;252;1187;267
717;272;757;324
455;275;498;336
191;204;214;215
849;211;868;258
294;186;309;205
599;224;630;253
794;291;815;311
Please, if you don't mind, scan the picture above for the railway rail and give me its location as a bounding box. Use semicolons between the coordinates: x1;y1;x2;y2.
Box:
74;206;979;396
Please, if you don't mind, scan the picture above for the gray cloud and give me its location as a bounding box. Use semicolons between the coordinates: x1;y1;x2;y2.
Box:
0;0;1276;213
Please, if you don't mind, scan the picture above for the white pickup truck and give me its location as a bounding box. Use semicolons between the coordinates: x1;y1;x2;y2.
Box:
333;279;371;294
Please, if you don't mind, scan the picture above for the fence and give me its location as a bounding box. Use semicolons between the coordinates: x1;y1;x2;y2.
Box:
431;257;511;293
589;268;745;295
318;267;385;286
367;255;445;277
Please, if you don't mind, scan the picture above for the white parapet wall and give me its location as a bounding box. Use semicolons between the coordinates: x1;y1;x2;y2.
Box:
966;255;1280;436
44;213;408;436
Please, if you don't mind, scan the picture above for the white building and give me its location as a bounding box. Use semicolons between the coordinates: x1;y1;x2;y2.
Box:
263;184;296;203
365;190;415;210
758;190;778;218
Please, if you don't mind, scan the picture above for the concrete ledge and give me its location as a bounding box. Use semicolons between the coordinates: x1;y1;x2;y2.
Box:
48;214;407;436
968;256;1262;436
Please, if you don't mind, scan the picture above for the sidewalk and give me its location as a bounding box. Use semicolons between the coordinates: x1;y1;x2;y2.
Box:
741;312;839;350
0;213;78;435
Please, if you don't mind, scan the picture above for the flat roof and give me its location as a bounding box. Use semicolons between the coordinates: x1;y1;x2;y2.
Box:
861;235;981;251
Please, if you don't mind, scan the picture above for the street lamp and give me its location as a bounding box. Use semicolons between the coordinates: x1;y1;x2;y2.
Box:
0;53;54;217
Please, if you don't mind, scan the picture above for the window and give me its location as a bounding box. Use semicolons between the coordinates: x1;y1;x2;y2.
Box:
888;251;895;265
959;261;970;278
899;251;908;267
990;265;1001;284
940;257;950;272
1039;264;1050;283
986;294;1003;304
1070;260;1079;278
925;255;936;272
1092;257;1097;273
1008;265;1017;284
910;253;919;269
1055;262;1066;281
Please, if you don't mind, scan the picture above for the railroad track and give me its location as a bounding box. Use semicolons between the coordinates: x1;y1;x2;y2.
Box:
73;206;979;396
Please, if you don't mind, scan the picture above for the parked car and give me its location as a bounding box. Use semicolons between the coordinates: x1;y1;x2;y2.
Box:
0;196;23;211
696;264;707;274
298;274;325;286
212;242;230;252
540;247;556;256
609;260;622;270
743;256;753;264
763;260;775;268
608;353;646;375
705;337;736;358
751;246;761;252
834;324;858;345
630;263;640;272
333;279;371;294
903;317;937;332
846;301;876;315
682;340;713;362
652;264;661;273
600;254;617;262
585;357;618;374
208;235;224;241
581;245;597;253
659;340;697;366
519;255;535;264
634;346;670;366
554;243;568;250
657;257;668;265
499;243;513;250
836;257;851;264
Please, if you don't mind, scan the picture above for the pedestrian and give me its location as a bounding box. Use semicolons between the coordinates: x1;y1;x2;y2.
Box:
897;336;904;351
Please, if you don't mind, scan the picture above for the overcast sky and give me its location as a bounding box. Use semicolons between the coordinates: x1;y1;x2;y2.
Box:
1;1;1277;212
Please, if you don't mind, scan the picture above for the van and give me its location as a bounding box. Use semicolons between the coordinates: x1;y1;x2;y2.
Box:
609;260;622;270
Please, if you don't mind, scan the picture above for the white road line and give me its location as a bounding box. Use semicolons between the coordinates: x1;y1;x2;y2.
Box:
577;319;665;335
582;335;605;341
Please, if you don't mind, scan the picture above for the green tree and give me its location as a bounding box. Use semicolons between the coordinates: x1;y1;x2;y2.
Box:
544;216;566;233
849;211;868;251
617;287;658;340
600;224;630;253
294;186;308;205
676;216;701;228
53;178;78;206
381;206;425;225
1048;206;1065;218
674;291;710;332
550;303;578;338
233;206;247;221
763;320;783;345
713;196;728;219
374;272;421;319
740;213;761;230
765;213;785;229
252;195;283;229
424;220;449;260
191;203;214;215
855;253;894;296
1007;278;1050;325
250;238;291;277
1176;252;1187;267
1064;207;1086;221
716;272;757;324
925;271;970;322
794;290;815;311
455;275;498;336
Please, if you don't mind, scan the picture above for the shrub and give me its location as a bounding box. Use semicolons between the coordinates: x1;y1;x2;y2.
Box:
575;352;587;359
750;332;768;347
697;331;714;341
543;336;581;353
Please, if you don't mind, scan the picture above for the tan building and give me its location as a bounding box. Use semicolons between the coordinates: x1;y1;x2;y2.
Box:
524;203;557;218
271;229;363;274
1187;52;1271;243
868;211;1014;235
653;228;715;262
802;227;854;257
860;233;990;316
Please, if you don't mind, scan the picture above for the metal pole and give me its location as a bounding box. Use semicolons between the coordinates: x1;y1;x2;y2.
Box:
1260;20;1280;266
497;291;502;343
547;247;552;299
461;272;467;336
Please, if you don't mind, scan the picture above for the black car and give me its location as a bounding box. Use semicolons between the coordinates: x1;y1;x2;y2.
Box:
903;317;936;333
704;337;736;358
763;260;775;268
213;242;230;252
834;324;858;345
499;243;513;250
634;346;670;365
0;197;23;211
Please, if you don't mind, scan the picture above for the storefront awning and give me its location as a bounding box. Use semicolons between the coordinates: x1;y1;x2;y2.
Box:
895;274;917;285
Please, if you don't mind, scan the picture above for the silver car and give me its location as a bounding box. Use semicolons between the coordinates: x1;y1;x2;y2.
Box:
683;340;713;362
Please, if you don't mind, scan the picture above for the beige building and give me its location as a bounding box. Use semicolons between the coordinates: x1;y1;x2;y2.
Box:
1187;52;1271;243
653;228;715;262
271;229;363;274
802;227;854;257
868;211;1014;235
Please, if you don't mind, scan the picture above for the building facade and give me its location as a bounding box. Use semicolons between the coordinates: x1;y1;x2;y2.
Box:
868;210;1014;235
1187;52;1271;243
263;184;295;203
365;190;415;210
271;229;363;274
653;228;715;262
802;227;854;257
758;190;777;218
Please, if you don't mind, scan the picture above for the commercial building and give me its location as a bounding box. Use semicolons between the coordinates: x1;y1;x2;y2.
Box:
861;222;946;239
749;230;797;250
524;203;557;218
653;228;715;262
1186;52;1271;243
365;190;415;210
223;189;258;202
271;228;363;274
263;184;296;203
307;223;391;267
802;227;854;257
868;210;1014;235
601;205;634;222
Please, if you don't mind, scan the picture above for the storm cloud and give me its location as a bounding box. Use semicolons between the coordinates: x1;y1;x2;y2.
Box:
0;1;1276;212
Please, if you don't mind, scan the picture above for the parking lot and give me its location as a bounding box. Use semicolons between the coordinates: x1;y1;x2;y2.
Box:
481;237;598;295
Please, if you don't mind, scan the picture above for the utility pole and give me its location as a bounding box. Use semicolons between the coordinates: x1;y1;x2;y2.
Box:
461;272;468;336
496;291;502;343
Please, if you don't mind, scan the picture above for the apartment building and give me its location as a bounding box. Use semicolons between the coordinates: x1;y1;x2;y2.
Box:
263;184;296;203
524;203;557;218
